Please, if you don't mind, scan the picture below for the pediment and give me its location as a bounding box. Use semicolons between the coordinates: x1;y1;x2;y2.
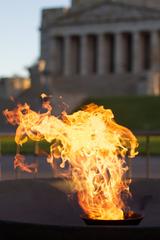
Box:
55;1;160;25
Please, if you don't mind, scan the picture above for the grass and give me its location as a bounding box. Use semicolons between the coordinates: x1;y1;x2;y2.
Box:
0;136;50;155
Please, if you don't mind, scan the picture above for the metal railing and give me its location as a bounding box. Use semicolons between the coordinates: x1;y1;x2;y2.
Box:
0;131;159;180
138;130;160;177
128;130;160;179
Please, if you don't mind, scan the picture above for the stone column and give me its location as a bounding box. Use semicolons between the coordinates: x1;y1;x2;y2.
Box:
80;35;89;75
151;31;160;71
98;34;107;75
64;36;72;76
133;32;143;73
49;37;58;74
51;36;64;75
115;33;125;73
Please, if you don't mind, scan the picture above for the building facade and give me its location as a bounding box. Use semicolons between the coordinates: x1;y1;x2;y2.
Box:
40;0;160;97
0;76;31;99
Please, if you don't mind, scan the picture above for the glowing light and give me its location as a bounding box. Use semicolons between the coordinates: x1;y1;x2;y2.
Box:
4;95;138;220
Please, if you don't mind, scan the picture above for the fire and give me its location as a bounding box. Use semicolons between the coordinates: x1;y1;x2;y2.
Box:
3;95;138;220
14;154;38;173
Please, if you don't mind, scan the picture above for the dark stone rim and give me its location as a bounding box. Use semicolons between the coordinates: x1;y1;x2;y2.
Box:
81;212;144;225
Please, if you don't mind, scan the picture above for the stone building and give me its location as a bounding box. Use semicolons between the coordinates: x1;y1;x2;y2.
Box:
0;76;31;99
39;0;160;97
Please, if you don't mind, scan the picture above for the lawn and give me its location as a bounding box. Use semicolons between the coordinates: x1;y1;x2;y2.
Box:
0;135;50;155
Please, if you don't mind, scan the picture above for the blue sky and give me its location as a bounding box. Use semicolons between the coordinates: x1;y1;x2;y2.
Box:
0;0;70;77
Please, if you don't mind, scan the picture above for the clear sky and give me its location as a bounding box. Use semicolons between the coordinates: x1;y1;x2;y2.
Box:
0;0;70;77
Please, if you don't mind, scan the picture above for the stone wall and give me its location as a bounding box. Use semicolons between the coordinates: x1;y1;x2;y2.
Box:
50;73;150;97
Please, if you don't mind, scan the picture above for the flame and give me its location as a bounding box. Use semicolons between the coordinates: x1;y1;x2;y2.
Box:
3;95;138;220
14;154;38;173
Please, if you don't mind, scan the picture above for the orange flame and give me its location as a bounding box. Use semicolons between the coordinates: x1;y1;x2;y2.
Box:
14;154;38;173
3;95;138;220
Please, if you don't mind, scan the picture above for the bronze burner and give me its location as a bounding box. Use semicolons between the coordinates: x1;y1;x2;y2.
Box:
81;212;144;225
